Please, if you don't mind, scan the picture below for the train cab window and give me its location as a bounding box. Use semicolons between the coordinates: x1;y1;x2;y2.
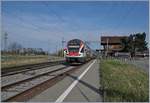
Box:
81;47;84;53
68;48;79;52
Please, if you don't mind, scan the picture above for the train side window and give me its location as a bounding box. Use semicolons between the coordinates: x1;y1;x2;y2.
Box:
81;47;84;53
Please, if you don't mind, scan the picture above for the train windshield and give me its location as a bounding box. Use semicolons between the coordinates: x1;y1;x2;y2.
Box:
68;48;79;52
68;39;81;46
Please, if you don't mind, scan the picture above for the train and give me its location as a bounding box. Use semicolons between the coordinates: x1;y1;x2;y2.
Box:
64;39;95;63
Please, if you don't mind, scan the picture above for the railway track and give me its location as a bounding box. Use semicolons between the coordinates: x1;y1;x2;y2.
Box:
1;62;84;102
2;60;65;77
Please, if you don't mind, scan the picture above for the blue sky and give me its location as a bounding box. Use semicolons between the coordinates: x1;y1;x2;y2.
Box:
2;1;149;52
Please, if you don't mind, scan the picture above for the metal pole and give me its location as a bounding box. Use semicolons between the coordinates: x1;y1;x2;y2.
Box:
62;37;65;57
56;45;58;56
4;33;8;52
100;36;101;60
48;40;50;61
106;38;109;57
4;33;8;66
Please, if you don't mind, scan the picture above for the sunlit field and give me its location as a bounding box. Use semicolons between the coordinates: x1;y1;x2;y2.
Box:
100;59;149;102
1;55;63;68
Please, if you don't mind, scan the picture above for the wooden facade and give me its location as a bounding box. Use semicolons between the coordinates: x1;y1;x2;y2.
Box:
101;36;128;56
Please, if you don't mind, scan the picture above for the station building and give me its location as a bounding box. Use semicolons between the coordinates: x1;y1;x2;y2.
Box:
101;36;128;56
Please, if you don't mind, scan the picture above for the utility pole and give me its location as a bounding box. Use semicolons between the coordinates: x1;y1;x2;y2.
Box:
106;38;109;57
61;37;65;57
3;33;8;65
56;44;58;56
48;40;51;61
4;32;8;52
99;36;101;60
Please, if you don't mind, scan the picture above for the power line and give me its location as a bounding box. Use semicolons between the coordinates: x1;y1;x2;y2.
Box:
42;1;81;32
3;10;53;47
109;5;134;34
42;1;65;22
4;10;50;33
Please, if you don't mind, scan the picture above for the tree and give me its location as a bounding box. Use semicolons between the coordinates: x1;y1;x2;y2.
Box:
57;49;64;57
121;32;148;57
121;37;130;52
134;32;148;52
8;42;23;54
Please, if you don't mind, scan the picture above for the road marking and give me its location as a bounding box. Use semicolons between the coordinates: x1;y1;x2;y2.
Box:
55;60;96;103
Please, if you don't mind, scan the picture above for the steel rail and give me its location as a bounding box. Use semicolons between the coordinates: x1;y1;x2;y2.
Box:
2;62;87;102
2;60;65;77
2;66;68;90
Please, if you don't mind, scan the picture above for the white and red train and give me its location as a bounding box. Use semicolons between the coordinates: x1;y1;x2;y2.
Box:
64;39;94;63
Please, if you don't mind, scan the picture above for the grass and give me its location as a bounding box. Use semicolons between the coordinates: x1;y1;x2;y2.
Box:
1;55;63;68
100;59;149;102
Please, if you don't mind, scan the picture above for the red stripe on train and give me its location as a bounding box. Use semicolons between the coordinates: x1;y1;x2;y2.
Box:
68;52;79;56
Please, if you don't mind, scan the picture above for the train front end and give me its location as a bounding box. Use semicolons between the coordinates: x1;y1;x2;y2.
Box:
65;39;85;63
